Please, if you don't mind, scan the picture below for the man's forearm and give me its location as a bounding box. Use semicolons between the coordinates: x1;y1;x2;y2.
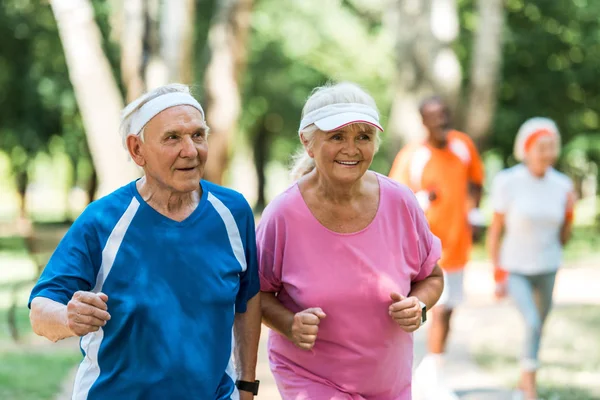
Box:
233;293;261;381
469;183;483;207
30;297;74;342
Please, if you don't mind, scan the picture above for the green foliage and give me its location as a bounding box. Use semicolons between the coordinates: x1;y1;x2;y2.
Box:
0;0;91;187
3;0;600;195
459;0;600;171
241;0;395;172
0;307;80;400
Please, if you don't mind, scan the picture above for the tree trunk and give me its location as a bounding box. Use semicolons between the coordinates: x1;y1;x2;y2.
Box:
144;0;196;89
120;0;146;102
252;115;269;212
386;0;462;154
462;0;505;149
203;0;254;185
49;0;139;198
160;0;196;84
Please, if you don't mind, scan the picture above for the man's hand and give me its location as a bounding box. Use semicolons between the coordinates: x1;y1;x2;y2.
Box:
289;307;326;350
468;208;487;243
66;291;111;336
389;292;421;332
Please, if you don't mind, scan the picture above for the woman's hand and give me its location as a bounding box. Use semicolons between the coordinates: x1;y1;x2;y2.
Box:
494;282;508;299
289;307;326;351
66;291;111;336
389;293;421;332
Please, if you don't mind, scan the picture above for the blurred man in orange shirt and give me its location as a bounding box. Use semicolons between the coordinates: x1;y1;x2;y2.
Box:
389;96;484;400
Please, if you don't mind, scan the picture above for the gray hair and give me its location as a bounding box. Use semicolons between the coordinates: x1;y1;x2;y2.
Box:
119;83;193;148
290;82;382;181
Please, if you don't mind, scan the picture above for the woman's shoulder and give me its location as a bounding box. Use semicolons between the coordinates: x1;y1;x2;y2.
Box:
548;168;574;191
376;173;416;202
375;173;423;218
259;183;303;223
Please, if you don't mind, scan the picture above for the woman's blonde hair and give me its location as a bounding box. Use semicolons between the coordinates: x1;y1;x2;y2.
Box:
119;83;192;148
290;82;382;181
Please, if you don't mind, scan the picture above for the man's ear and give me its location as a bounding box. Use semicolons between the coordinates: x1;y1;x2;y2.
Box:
126;134;146;167
300;133;314;158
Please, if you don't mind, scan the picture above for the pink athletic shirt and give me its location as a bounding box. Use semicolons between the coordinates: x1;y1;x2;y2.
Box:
257;173;441;399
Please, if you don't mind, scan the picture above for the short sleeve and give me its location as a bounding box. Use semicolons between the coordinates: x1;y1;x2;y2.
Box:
28;214;100;308
255;207;284;293
235;208;261;313
491;172;510;213
465;136;485;185
409;192;442;282
563;176;576;222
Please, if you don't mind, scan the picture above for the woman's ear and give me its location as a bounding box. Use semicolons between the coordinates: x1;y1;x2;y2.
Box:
126;135;146;167
300;133;314;158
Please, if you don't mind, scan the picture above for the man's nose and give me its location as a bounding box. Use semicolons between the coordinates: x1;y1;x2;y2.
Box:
180;136;198;157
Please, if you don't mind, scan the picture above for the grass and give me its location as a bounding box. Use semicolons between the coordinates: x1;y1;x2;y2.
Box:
0;227;81;400
0;306;80;400
0;351;80;400
473;304;600;400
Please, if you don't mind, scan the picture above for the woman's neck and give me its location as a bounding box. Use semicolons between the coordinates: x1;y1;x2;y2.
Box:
136;176;201;217
525;163;548;179
307;170;370;205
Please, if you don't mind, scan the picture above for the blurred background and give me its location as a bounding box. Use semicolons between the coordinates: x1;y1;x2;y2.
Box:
0;0;599;399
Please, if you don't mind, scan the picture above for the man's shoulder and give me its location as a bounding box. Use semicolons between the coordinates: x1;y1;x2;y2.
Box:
203;180;252;216
448;130;475;144
397;141;426;156
79;182;139;224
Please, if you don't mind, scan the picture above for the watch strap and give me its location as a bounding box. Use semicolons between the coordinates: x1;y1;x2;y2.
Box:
419;300;427;324
235;379;260;396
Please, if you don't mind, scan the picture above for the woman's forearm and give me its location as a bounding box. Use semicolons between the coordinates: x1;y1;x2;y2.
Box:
409;265;444;310
29;297;74;342
560;221;573;245
260;291;294;340
486;212;505;267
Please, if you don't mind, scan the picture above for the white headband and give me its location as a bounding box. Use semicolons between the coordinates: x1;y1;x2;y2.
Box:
298;103;383;133
513;117;560;161
129;92;205;135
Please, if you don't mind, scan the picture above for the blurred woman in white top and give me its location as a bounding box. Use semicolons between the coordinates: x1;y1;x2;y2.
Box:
487;117;575;400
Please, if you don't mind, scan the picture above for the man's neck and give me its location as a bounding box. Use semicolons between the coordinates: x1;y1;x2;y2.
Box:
426;137;447;149
136;177;201;219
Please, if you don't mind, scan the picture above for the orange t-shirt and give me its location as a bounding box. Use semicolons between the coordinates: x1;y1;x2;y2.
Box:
389;130;484;271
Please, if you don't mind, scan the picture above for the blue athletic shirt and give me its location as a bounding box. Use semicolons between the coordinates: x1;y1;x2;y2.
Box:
29;180;260;400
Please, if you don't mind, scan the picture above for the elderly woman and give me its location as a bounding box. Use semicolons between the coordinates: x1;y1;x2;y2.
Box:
256;82;444;399
28;84;261;399
487;117;575;400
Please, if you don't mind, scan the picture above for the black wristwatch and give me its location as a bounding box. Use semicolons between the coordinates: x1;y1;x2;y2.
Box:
235;379;260;396
419;300;427;324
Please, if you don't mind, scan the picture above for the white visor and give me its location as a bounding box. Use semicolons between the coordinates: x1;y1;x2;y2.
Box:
298;103;383;132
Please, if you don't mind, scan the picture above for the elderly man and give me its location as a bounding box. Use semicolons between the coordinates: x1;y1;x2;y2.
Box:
389;96;484;400
29;83;261;399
